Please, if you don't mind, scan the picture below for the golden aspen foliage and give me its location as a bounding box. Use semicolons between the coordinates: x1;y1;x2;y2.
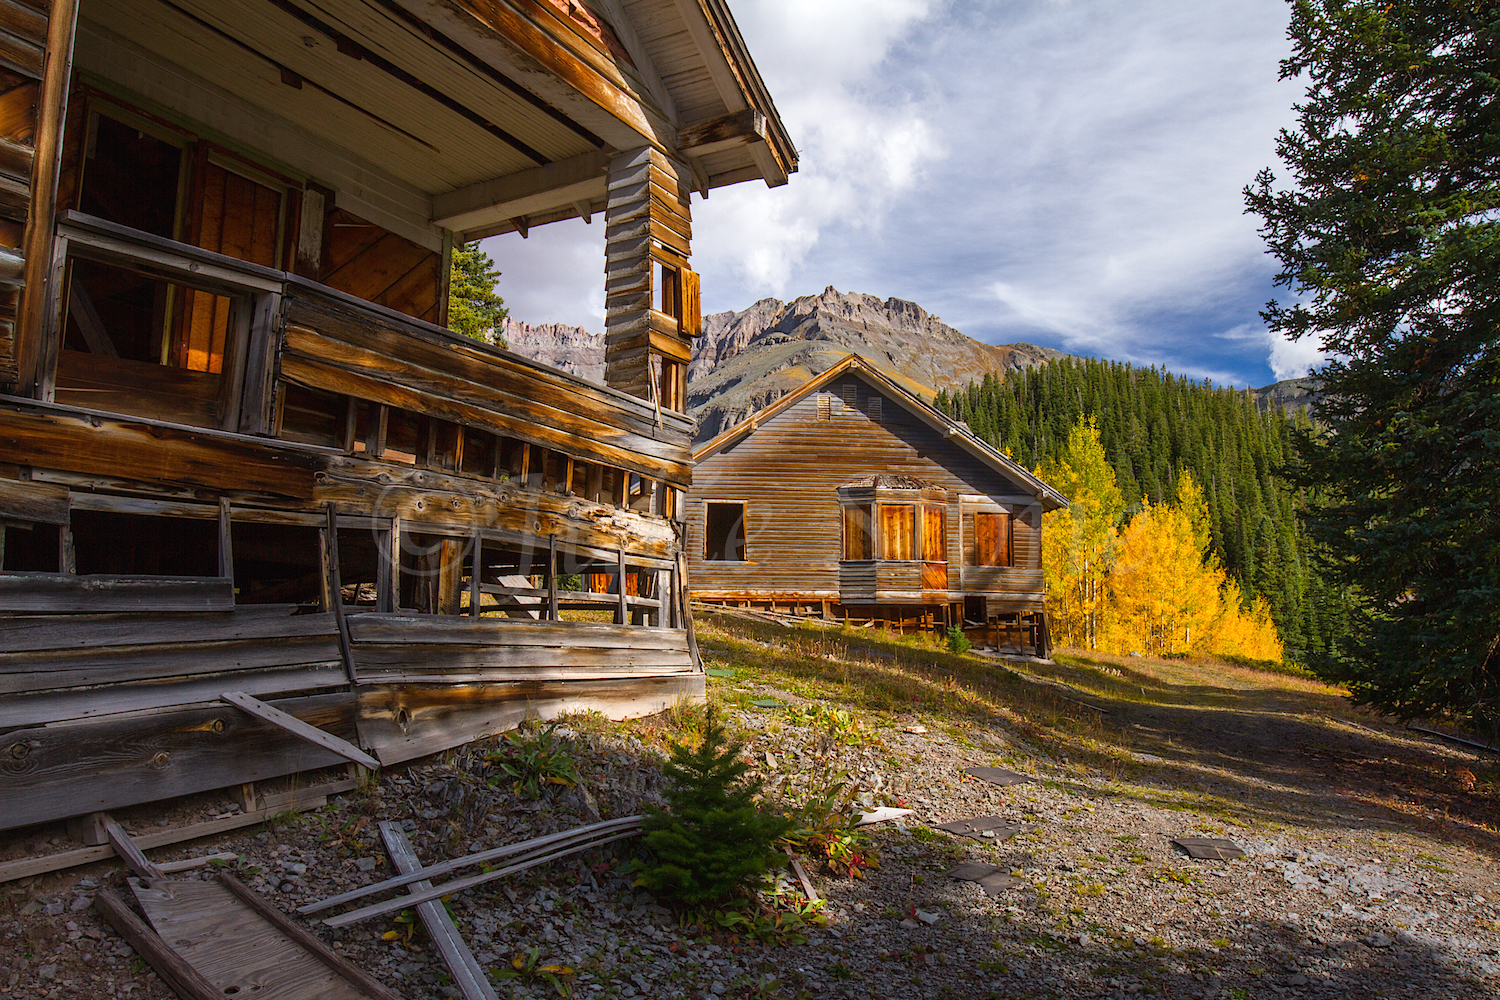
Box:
1035;436;1285;661
1037;418;1123;649
1100;493;1223;657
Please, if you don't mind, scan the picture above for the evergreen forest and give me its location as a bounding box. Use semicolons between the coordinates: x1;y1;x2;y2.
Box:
934;356;1346;663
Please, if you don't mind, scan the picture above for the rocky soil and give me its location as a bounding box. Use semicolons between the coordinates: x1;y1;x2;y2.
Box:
2;618;1497;1000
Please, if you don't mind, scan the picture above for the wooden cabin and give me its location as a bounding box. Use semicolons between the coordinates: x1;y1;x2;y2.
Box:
687;356;1067;652
0;0;795;834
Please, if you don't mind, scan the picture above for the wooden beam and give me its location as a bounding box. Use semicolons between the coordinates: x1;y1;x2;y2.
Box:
103;816;165;880
220;691;379;770
379;822;499;1000
433;151;607;233
0;573;235;613
323;504;357;685
679;108;765;156
0;477;68;524
67;282;118;358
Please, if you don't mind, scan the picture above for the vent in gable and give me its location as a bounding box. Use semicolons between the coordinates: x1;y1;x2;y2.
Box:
867;396;882;422
817;393;831;421
841;383;857;410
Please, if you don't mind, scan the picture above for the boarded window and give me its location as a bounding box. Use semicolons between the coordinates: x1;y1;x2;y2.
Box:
704;502;745;561
923;504;946;562
842;504;872;560
880;504;916;560
974;511;1013;567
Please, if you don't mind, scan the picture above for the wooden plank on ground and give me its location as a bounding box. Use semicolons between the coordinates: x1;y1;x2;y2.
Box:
104;816;165;880
95;889;221;1000
221;691;378;769
378;822;498;1000
130;876;399;1000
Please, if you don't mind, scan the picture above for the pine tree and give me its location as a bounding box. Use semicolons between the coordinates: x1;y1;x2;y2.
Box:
447;243;509;344
635;712;794;907
1246;0;1500;727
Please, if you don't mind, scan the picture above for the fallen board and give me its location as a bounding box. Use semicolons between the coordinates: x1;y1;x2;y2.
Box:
934;816;1028;840
943;862;1022;896
963;766;1033;786
379;822;497;1000
131;876;402;999
1171;837;1245;861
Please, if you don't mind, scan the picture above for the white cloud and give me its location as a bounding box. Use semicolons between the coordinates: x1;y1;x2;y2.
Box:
478;217;604;332
692;0;946;297
1266;330;1327;382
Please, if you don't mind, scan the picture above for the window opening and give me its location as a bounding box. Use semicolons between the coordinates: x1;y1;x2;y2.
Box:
703;502;745;561
231;522;323;604
460;427;496;478
383;408;423;464
72;511;218;577
923;504;946;562
400;531;468;614
278;383;345;448
336;528;381;608
499;437;527;483
428;419;462;471
0;521;61;572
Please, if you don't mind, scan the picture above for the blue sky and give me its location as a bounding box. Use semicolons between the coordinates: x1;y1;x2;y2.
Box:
484;0;1324;389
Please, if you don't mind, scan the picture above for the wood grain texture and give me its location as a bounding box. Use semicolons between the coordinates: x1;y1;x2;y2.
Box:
319;207;438;323
103;816;165;879
0;572;234;612
221;691;379;769
357;672;702;765
0;475;66;522
0;692;356;830
95;888;222;1000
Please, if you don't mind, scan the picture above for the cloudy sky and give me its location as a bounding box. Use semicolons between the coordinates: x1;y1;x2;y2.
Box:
484;0;1322;388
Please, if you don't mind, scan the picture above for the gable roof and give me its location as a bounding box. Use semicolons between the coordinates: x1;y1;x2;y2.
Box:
692;355;1069;510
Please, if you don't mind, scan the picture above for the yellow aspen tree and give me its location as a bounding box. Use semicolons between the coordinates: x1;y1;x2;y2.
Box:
1037;418;1123;649
1103;487;1223;657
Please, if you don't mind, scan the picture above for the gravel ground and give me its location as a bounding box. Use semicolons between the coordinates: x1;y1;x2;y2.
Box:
2;619;1498;1000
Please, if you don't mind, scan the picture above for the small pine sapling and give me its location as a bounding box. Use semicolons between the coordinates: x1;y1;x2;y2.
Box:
635;710;793;906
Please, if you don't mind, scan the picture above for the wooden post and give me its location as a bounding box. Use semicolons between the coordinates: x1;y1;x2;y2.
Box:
324;505;356;685
15;0;81;397
469;531;482;618
547;533;558;621
218;498;234;584
615;547;627;625
602;146;694;404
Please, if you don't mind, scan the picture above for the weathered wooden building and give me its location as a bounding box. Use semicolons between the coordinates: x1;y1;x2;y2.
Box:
0;0;794;834
687;356;1067;651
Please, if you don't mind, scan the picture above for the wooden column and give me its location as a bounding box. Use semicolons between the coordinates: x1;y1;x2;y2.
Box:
10;0;77;395
603;147;698;409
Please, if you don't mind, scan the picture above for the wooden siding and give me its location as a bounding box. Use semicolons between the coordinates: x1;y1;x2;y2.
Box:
688;370;1046;608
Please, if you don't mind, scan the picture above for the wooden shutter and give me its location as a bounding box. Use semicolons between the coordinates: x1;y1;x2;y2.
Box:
843;504;870;560
975;512;999;566
923;505;946;562
999;511;1013;566
182;161;283;373
880;504;915;560
680;267;700;336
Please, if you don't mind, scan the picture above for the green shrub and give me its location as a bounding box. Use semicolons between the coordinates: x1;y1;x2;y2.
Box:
634;711;794;906
945;626;972;656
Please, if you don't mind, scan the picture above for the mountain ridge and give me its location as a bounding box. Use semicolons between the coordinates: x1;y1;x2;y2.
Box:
496;287;1316;441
